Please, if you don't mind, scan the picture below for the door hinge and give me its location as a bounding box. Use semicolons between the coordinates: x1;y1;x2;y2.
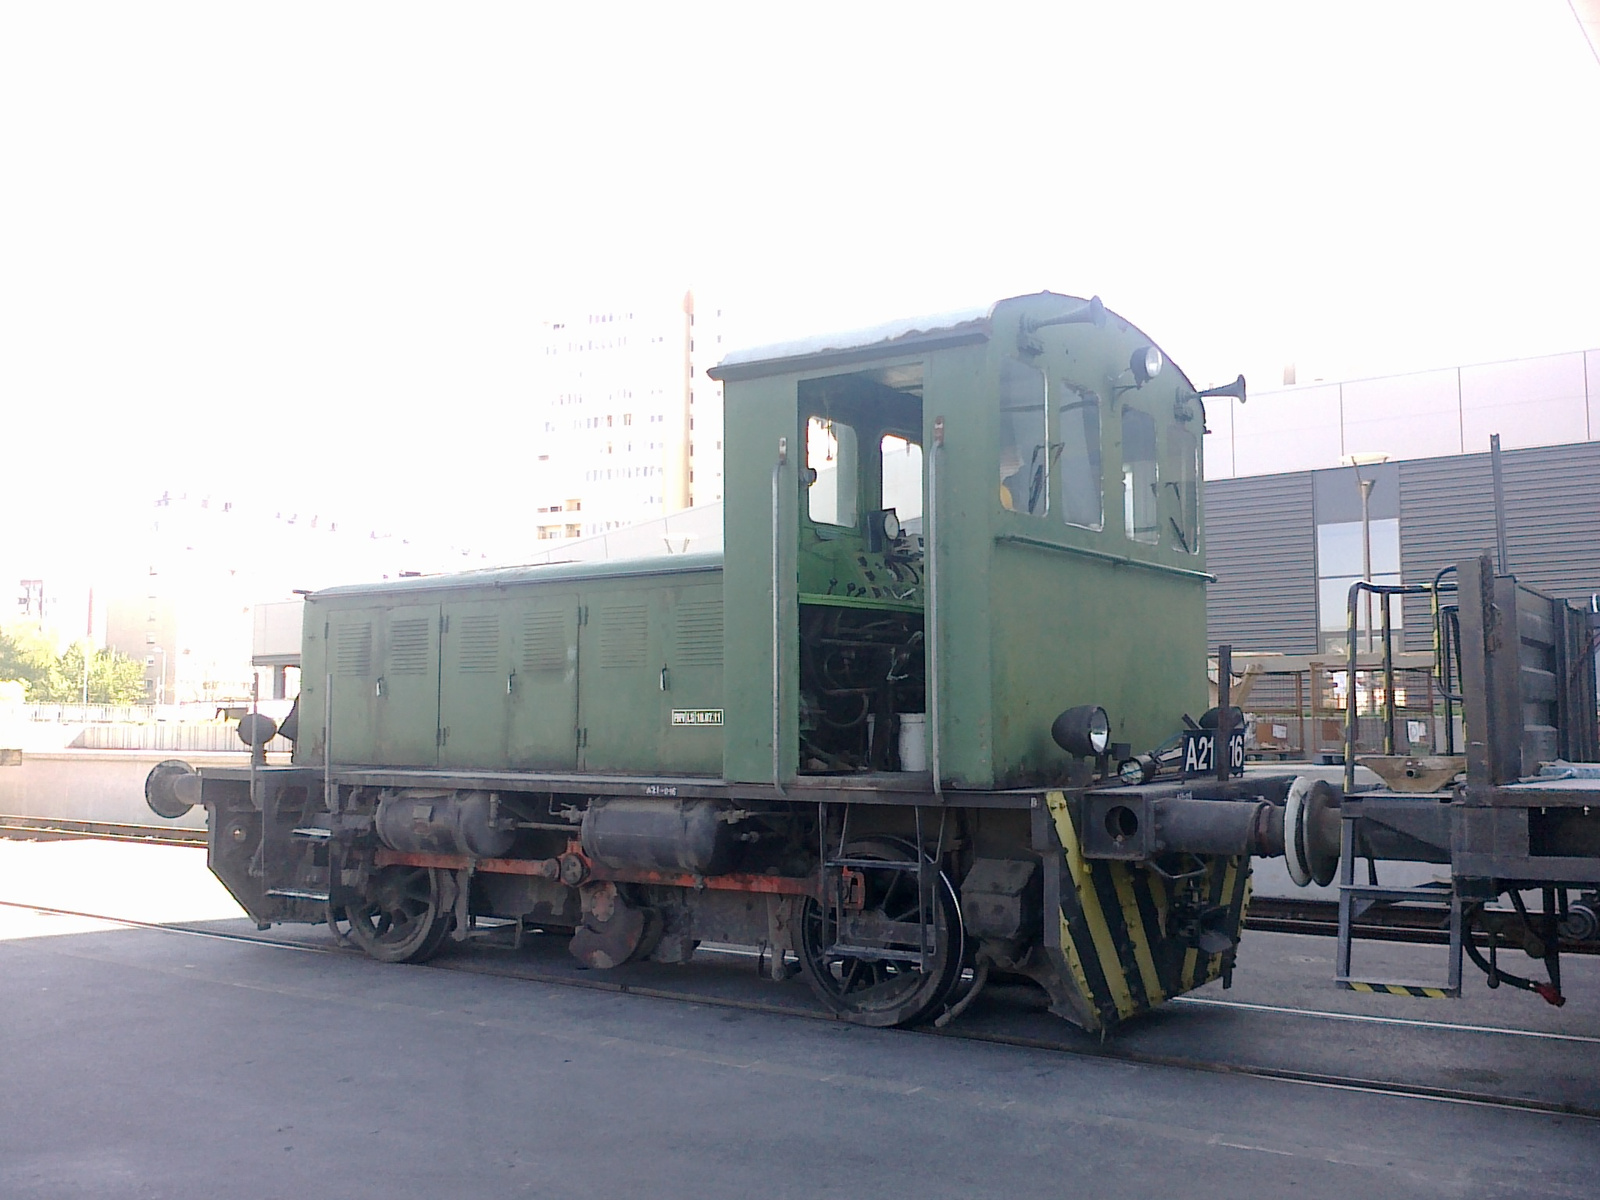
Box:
577;727;587;749
440;613;449;635
577;605;588;627
437;726;450;747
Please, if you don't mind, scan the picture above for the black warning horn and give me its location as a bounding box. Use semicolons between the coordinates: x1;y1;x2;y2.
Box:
1196;374;1247;404
1022;295;1106;334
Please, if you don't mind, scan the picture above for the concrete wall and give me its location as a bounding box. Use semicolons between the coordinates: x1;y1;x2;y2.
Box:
0;750;263;831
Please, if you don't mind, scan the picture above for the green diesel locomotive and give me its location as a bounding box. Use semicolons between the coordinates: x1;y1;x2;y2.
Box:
148;292;1326;1033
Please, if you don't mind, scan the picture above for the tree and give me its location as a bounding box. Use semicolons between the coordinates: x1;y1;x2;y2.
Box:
0;623;56;696
0;627;147;705
44;643;149;705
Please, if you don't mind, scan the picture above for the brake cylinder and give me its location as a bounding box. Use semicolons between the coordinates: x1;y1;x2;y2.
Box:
580;797;741;875
374;790;515;859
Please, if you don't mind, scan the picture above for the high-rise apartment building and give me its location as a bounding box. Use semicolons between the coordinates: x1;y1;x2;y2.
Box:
530;290;725;540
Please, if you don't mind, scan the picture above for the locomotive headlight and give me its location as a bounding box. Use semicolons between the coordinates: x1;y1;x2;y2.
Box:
1051;705;1111;758
882;509;901;541
1131;346;1164;386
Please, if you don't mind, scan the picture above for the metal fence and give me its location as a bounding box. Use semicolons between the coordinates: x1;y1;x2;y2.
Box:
1234;662;1453;762
69;723;293;754
21;703;158;724
2;703;292;754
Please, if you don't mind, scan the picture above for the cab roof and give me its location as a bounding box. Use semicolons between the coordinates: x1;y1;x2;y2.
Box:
709;302;997;383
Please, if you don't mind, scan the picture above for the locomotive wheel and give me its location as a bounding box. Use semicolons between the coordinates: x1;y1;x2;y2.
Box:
334;866;453;964
798;836;965;1027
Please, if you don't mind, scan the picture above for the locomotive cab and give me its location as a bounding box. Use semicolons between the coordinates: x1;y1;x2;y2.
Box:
713;292;1212;789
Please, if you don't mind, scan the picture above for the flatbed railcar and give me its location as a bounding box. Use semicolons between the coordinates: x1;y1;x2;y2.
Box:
138;293;1371;1030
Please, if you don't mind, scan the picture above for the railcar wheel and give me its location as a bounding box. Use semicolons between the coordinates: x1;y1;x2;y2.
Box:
798;836;965;1027
335;866;453;964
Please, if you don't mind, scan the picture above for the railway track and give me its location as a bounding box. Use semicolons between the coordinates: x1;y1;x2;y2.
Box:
2;895;1595;1123
0;815;207;847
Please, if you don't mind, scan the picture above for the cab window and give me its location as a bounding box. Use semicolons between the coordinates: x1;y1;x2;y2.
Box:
806;416;858;527
999;360;1047;515
1058;391;1102;531
1121;407;1159;545
1167;426;1199;553
881;434;922;523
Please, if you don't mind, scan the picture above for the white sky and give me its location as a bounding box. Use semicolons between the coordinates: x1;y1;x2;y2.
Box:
2;2;1597;592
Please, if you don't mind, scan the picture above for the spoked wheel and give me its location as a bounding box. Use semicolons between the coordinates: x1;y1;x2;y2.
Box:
798;836;966;1027
330;865;453;964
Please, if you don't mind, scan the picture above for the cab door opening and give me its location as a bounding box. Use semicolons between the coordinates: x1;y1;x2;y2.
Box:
795;367;926;774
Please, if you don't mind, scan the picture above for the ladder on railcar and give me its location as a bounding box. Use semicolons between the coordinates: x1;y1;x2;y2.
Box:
1334;810;1464;999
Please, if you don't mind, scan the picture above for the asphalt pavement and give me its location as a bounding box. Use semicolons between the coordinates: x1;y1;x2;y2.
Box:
1;839;1596;1199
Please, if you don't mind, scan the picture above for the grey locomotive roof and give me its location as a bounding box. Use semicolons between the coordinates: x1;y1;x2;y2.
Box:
715;304;993;372
310;551;724;601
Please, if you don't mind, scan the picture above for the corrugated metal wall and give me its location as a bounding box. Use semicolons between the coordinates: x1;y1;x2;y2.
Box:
1398;441;1600;648
1203;472;1319;653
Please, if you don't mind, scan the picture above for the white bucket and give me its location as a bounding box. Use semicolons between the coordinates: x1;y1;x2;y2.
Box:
898;712;928;772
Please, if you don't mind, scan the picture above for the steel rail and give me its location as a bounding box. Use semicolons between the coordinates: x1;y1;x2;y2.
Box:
1246;896;1600;955
0;816;207;847
1;897;1594;1123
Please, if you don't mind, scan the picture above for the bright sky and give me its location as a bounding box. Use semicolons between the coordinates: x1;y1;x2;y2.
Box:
2;2;1597;588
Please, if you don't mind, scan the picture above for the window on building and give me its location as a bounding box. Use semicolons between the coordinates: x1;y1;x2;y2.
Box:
999;359;1048;515
1316;518;1402;635
880;434;923;522
1121;407;1159;545
1057;392;1102;531
1312;464;1402;647
807;416;858;527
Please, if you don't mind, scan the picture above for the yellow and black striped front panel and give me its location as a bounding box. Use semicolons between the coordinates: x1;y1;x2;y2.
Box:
1045;791;1252;1030
1342;981;1452;999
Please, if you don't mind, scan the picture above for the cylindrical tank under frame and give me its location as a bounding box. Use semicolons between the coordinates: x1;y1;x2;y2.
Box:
580;796;747;876
374;790;516;860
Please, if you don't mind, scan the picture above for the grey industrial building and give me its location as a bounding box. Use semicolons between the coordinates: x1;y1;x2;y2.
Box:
1200;339;1599;658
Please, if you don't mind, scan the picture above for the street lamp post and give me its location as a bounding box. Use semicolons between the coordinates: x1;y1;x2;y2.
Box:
1358;474;1376;653
151;646;167;707
1344;453;1390;656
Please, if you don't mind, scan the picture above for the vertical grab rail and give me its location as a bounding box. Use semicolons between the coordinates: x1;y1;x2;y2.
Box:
1345;580;1362;796
927;418;944;799
772;437;788;796
249;676;262;879
323;673;333;814
1381;596;1396;755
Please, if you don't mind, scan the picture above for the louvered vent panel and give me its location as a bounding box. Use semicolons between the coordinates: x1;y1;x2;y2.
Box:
388;618;431;673
457;614;499;672
675;601;723;667
334;623;372;676
599;605;649;668
522;610;568;672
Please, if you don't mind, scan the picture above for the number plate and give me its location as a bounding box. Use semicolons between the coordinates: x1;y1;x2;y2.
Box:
1181;728;1245;777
